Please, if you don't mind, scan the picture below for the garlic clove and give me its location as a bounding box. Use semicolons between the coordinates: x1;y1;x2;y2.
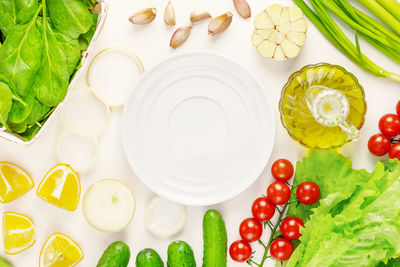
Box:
190;9;212;22
129;8;157;25
170;26;192;49
208;12;233;35
233;0;251;19
164;1;176;26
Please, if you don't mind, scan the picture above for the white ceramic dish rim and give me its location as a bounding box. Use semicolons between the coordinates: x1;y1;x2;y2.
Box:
0;1;109;145
121;50;276;206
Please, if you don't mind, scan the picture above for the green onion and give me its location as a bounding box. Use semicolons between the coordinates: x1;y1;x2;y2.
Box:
357;0;400;35
293;0;400;83
376;0;400;19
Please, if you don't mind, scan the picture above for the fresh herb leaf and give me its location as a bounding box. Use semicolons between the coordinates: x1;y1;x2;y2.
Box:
47;0;93;38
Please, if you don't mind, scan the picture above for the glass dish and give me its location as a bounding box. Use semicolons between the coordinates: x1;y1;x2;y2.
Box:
279;63;367;149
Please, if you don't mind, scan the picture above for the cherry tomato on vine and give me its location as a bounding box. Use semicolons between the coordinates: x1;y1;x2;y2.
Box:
267;181;291;205
280;217;304;240
296;181;320;205
389;143;400;160
229;240;252;262
271;159;294;182
368;134;391;156
269;238;294;261
251;197;275;221
397;101;400;117
379;114;400;137
239;218;263;242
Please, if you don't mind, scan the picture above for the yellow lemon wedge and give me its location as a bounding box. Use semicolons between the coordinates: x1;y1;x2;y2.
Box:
37;164;80;211
3;212;36;255
40;233;83;267
0;162;34;203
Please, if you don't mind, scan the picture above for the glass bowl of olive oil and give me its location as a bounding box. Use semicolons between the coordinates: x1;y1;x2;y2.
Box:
279;63;366;149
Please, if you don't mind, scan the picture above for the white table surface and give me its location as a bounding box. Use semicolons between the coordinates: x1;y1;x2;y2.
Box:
1;0;399;266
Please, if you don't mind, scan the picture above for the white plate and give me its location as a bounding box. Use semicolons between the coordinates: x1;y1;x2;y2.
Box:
122;51;275;206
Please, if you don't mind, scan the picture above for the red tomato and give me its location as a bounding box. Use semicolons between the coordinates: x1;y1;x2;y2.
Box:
379;114;400;137
267;182;291;205
251;197;275;221
239;218;263;242
389;143;400;160
397;101;400;117
368;134;391;156
229;240;252;262
280;217;304;240
269;238;294;261
296;181;320;205
271;159;294;182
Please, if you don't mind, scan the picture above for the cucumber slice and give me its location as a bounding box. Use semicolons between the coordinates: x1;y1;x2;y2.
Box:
83;179;135;232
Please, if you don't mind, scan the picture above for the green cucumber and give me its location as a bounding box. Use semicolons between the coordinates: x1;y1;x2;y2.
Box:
167;241;196;267
0;256;12;267
202;209;227;267
136;248;164;267
96;241;130;267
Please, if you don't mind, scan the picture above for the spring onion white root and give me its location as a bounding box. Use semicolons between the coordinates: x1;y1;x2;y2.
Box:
83;179;135;233
60;86;110;137
87;46;145;108
145;196;187;238
55;129;100;173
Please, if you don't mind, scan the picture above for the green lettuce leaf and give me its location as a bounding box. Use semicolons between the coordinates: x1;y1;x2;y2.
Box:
284;151;400;267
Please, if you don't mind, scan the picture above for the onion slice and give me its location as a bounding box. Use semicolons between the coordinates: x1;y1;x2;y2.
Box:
145;196;186;238
83;179;136;233
55;129;100;173
60;86;110;137
86;46;145;108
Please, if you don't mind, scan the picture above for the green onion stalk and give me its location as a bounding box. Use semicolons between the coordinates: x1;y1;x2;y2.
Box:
293;0;400;83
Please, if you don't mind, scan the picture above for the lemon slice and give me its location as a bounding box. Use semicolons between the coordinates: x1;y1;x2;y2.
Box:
0;162;34;203
3;212;36;255
40;233;83;267
37;164;81;211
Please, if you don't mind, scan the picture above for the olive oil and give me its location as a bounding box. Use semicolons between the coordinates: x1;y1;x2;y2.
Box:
279;63;366;149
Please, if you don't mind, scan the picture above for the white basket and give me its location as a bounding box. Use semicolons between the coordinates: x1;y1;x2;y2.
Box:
0;1;109;145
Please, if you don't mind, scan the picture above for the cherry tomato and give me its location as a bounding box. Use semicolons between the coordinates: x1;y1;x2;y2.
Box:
239;218;263;242
389;143;400;160
296;181;320;205
229;240;252;262
267;181;291;205
269;238;294;261
280;217;304;240
379;114;400;137
368;134;391;156
271;159;294;182
397;101;400;117
251;197;275;221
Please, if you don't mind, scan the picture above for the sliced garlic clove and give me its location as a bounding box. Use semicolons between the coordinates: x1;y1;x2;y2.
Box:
287;31;306;46
129;8;157;25
164;1;176;26
289;6;304;22
266;4;283;25
257;40;276;58
170;26;192;49
273;45;286;61
254;11;274;30
291;18;308;32
281;39;300;58
252;32;264;47
256;29;273;39
233;0;251;19
208;12;233;35
190;9;212;22
279;7;290;25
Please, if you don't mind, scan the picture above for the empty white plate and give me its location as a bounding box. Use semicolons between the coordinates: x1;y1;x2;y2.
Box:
122;51;275;206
